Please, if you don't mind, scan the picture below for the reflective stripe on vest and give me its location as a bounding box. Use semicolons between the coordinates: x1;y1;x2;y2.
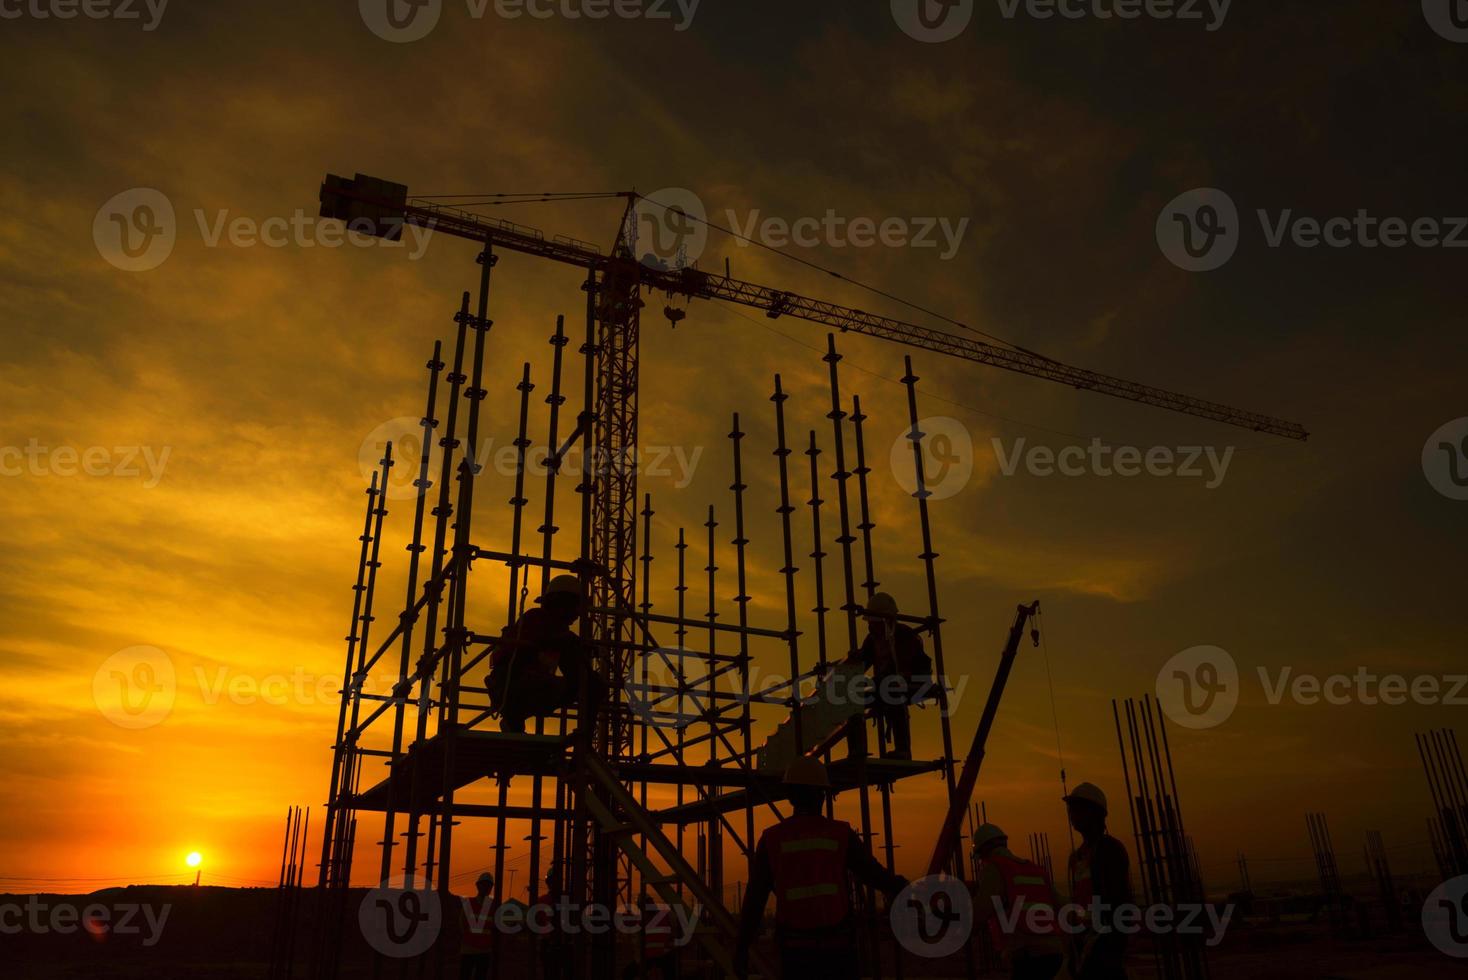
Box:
462;899;496;951
762;814;854;931
644;907;675;956
1070;848;1094;907
986;853;1060;952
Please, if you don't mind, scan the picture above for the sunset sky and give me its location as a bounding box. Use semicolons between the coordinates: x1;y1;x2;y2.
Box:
2;1;1465;900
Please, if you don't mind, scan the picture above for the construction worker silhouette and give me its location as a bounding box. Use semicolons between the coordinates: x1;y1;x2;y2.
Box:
458;872;496;980
539;861;567;980
845;592;930;760
624;898;678;979
735;757;909;979
972;824;1065;980
486;575;605;739
1064;783;1133;980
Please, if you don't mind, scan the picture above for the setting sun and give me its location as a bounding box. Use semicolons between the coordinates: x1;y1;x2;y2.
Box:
185;851;202;869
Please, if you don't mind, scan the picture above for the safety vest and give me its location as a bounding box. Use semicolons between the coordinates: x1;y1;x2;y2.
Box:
1068;842;1099;940
461;896;496;952
762;814;854;933
643;904;675;957
984;853;1059;952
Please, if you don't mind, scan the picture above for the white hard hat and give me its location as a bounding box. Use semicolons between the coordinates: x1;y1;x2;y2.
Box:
476;871;494;886
783;756;832;789
865;592;899;618
1063;782;1108;815
545;575;583;599
973;823;1008;853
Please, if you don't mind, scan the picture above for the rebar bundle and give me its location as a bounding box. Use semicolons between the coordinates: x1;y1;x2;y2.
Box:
1305;811;1348;938
1112;695;1210;980
267;806;310;980
1417;728;1468;878
1363;830;1401;933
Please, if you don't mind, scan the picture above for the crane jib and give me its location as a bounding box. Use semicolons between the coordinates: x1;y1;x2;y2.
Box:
318;172;1308;442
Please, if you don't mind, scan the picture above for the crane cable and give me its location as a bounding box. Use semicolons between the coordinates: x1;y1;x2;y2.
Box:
412;187;1037;355
632;190;1043;357
1036;605;1079;859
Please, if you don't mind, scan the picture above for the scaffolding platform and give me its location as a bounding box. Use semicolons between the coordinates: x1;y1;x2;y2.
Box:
351;727;941;823
653;756;943;825
351;730;572;812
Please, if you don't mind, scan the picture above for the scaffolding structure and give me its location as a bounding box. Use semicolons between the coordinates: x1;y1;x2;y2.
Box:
303;246;969;980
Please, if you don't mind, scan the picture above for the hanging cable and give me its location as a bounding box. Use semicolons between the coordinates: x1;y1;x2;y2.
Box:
1036;605;1078;858
635;190;1036;354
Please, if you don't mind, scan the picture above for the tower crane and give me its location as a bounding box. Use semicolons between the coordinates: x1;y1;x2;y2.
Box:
321;173;1307;441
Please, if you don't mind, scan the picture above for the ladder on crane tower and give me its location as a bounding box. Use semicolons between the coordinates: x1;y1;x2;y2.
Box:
576;749;777;979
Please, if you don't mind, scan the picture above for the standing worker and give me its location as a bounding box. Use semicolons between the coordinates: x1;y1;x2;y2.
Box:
844;592;931;760
540;861;567;980
486;575;605;740
1064;783;1133;980
459;872;497;980
625;899;678;979
734;757;909;978
972;824;1065;980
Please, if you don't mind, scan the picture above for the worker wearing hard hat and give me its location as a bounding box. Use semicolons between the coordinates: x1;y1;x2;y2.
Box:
458;871;497;980
845;592;931;760
1063;783;1133;980
486;574;605;739
972;824;1065;980
734;757;909;978
632;898;678;980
